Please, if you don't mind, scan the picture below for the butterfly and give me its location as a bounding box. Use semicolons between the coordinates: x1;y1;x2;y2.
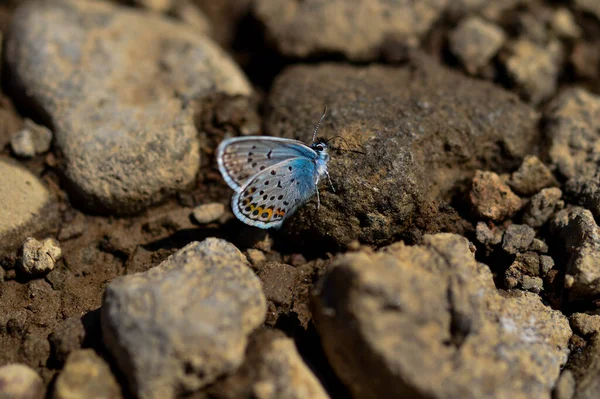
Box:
216;107;334;229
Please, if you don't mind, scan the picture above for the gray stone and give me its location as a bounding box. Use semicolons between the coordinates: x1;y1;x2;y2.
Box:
503;38;562;104
540;255;555;275
523;188;564;228
192;203;225;224
265;54;538;246
529;238;548;253
10;119;52;158
208;329;330;399
449;16;505;74
19;237;61;276
546;89;600;218
53;350;122;399
502;224;536;254
0;158;58;258
101;238;266;399
550;207;600;301
313;233;571;399
254;0;447;61
0;363;44;399
5;0;251;214
509;155;558;196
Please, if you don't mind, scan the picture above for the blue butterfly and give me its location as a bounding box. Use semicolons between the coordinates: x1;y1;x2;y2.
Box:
217;108;333;229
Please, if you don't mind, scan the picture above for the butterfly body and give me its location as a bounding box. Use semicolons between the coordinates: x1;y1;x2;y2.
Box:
217;136;331;229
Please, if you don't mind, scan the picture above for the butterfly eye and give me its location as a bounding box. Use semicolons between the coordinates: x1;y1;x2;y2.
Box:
315;144;325;151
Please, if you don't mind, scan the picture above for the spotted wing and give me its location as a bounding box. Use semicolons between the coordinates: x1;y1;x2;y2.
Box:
232;157;318;228
217;136;316;191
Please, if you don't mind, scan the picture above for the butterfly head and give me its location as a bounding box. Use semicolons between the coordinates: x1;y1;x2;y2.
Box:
311;138;330;162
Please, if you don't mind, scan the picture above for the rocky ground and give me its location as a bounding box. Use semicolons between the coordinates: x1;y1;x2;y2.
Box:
2;0;600;398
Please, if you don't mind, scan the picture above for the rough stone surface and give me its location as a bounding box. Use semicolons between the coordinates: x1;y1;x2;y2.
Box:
18;237;61;276
567;333;600;399
470;171;523;221
313;233;571;399
209;329;330;399
0;363;44;399
546;89;600;218
5;0;251;214
10;119;53;158
254;0;447;61
48;313;101;366
554;370;576;399
265;55;538;246
502;224;536;255
192;203;225;224
570;313;600;337
53;350;122;399
551;8;581;39
522;187;564;228
253;262;299;326
550;207;600;301
0;158;57;258
508;155;557;196
101;238;267;399
503;38;561;104
505;252;542;291
449;16;506;74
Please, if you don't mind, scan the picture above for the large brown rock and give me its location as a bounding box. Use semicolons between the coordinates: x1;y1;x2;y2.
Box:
4;0;251;214
265;53;539;246
101;238;267;399
313;233;571;399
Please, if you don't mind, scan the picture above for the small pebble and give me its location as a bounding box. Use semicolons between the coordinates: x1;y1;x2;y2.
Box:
192;203;225;224
470;171;522;221
540;255;554;275
502;224;535;255
19;237;62;275
449;16;506;74
246;249;267;267
0;363;45;399
508;155;557;196
10;119;53;158
529;238;548;254
521;275;543;293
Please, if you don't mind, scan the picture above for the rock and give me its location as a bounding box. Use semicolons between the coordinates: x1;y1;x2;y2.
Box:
502;224;536;255
265;55;538;246
567;333;600;399
5;0;251;214
546;89;600;217
508;155;557;196
550;207;600;301
313;233;571;399
192;0;252;46
551;8;581;40
208;329;330;399
449;16;505;74
505;252;542;290
0;364;44;399
471;171;523;221
172;1;212;35
540;255;555;275
475;222;503;246
246;249;267;267
254;0;446;61
575;0;600;22
503;38;561;104
254;262;298;326
101;238;267;399
553;370;576;399
53;350;122;399
571;41;600;81
49;311;101;365
0;158;58;258
192;203;225;224
529;238;548;253
18;237;61;276
10;119;52;158
522;188;564;228
570;313;600;336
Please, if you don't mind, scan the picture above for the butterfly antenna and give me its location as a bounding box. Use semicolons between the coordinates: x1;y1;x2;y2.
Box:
327;136;366;155
312;105;328;144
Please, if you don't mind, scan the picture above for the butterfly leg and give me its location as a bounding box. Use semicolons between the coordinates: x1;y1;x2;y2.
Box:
325;170;335;193
316;186;321;210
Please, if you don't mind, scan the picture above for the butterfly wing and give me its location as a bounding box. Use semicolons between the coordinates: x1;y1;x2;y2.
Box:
232;157;318;228
217;136;316;191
